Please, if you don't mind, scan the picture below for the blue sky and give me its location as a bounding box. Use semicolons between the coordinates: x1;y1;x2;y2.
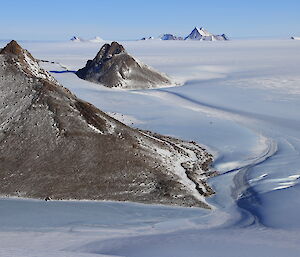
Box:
1;0;299;40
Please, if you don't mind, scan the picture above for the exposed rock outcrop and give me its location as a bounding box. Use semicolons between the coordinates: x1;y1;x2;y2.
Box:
76;41;173;89
0;41;216;208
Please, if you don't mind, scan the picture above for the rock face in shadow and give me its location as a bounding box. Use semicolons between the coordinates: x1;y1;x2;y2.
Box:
0;41;215;208
76;41;172;89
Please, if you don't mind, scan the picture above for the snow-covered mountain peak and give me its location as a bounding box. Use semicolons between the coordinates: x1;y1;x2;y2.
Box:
70;36;83;42
186;27;213;40
185;27;228;41
195;27;212;36
70;36;105;43
160;34;184;40
140;27;227;41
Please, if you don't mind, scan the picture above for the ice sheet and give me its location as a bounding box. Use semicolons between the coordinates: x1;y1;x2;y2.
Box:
1;39;300;256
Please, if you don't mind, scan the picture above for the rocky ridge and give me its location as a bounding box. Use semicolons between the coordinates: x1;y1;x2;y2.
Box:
0;41;216;208
76;41;173;89
185;27;228;41
141;27;228;41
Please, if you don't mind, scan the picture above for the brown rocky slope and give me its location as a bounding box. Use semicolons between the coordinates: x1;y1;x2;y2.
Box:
0;41;215;208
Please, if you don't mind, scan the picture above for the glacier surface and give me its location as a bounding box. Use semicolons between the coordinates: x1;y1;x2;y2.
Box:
1;39;300;256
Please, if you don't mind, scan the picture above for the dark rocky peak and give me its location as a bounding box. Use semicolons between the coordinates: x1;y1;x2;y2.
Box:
0;40;35;62
0;40;55;82
0;40;23;55
76;41;173;89
95;41;126;62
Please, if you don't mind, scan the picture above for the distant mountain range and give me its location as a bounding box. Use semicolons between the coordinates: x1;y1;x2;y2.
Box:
141;27;228;41
159;34;184;41
185;27;228;41
140;36;155;40
70;36;104;43
70;27;227;43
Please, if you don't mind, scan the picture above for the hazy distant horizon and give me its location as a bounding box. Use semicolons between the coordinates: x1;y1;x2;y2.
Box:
1;0;300;41
0;35;296;43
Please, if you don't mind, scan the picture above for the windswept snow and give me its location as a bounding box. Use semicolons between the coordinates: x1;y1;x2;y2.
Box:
87;124;104;134
107;112;145;125
23;52;56;82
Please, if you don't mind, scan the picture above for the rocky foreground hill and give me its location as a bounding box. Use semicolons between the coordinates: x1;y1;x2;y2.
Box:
76;41;173;89
0;41;216;208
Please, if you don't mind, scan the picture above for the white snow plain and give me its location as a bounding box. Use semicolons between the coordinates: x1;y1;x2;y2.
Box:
1;39;300;256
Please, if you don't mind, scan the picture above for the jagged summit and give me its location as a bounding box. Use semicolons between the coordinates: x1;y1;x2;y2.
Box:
0;40;55;82
0;40;24;56
185;27;228;41
160;34;183;40
70;36;83;42
1;40;35;64
95;41;125;60
76;41;173;89
0;41;215;208
141;27;228;41
193;27;212;37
